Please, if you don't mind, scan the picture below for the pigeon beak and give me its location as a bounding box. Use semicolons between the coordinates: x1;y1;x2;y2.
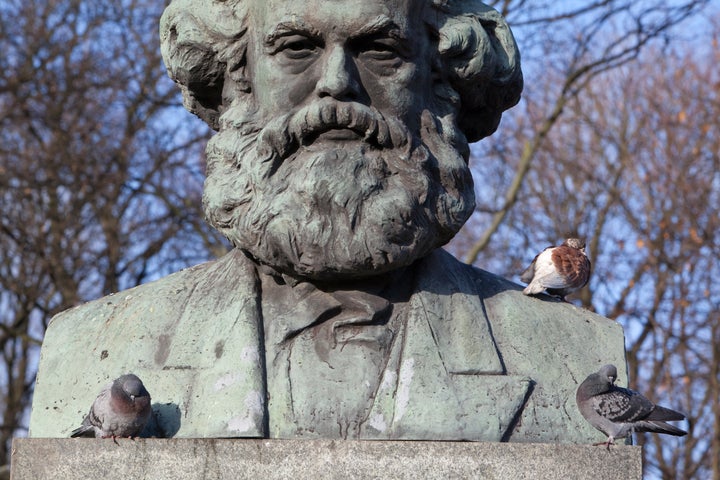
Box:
608;376;616;384
130;394;136;402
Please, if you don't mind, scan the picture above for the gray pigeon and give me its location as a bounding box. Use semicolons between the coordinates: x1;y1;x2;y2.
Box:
576;364;687;448
521;238;591;301
70;373;152;439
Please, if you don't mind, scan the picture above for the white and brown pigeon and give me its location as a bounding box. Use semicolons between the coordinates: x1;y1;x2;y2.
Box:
576;364;687;449
70;373;152;440
520;238;591;301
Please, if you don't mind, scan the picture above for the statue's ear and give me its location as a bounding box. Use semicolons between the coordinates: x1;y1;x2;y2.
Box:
159;1;251;131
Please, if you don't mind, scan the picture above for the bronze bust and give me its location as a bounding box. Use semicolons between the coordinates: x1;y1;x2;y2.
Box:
29;0;626;444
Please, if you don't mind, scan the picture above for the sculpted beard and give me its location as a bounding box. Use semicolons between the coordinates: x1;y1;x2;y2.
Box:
203;99;475;280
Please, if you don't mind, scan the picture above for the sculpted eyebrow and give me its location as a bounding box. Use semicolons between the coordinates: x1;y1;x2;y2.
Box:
264;19;322;46
351;15;408;41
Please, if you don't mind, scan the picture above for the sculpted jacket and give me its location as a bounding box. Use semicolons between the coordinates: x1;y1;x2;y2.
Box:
30;248;626;443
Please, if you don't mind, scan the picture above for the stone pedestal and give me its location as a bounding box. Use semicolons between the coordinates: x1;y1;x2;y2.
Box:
11;438;642;479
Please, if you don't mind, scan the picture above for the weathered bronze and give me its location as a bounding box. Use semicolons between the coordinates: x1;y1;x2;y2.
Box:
29;0;626;444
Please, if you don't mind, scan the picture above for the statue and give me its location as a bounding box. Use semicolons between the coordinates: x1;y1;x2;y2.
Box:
29;0;626;444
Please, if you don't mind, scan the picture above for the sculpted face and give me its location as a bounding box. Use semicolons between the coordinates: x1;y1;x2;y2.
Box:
160;0;524;281
250;0;430;139
200;0;477;280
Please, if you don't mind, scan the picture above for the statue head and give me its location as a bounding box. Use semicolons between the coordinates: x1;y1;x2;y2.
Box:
160;0;522;281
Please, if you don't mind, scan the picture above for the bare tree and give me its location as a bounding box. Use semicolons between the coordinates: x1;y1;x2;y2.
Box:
452;9;719;478
0;0;224;464
0;0;717;475
464;0;711;264
614;37;720;479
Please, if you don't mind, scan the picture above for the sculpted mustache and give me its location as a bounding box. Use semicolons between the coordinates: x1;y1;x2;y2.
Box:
255;99;409;167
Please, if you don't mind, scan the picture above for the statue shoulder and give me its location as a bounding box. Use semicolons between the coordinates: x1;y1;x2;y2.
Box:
419;248;525;298
31;249;265;439
49;249;256;327
421;249;613;325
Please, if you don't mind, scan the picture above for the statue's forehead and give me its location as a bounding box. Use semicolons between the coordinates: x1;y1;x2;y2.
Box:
251;0;422;35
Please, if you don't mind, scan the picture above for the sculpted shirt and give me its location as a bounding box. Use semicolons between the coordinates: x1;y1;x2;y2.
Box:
260;269;406;438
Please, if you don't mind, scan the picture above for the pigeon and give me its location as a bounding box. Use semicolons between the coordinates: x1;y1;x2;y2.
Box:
520;238;591;301
70;373;152;440
576;364;687;449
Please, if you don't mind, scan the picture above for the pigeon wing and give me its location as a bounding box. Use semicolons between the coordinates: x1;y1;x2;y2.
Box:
69;421;94;438
70;382;112;437
593;386;654;423
551;245;591;289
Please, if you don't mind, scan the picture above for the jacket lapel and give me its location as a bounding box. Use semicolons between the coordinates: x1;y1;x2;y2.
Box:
161;249;267;438
362;250;533;441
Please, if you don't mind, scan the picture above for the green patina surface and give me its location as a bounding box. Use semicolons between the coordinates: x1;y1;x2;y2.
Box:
30;249;626;444
29;0;627;444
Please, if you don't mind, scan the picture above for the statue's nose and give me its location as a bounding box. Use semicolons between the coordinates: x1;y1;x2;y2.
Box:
315;45;361;102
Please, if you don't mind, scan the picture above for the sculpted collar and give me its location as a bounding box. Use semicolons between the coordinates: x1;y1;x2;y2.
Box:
256;261;413;347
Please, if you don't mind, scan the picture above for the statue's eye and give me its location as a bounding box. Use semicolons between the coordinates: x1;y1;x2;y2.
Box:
353;35;409;71
364;40;403;60
276;36;319;59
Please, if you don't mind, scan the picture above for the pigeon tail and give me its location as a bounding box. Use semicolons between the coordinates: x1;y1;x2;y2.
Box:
519;266;534;284
647;404;686;422
637;420;687;437
70;424;95;438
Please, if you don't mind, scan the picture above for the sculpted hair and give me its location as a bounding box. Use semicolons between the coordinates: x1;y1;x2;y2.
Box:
159;0;523;141
427;1;523;141
159;0;252;130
